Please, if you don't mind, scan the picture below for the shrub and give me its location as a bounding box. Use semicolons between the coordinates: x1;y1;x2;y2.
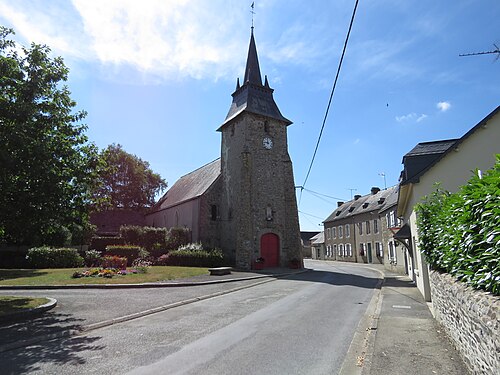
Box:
155;253;170;266
120;225;143;245
26;247;84;268
416;155;500;295
105;245;141;266
84;249;102;267
168;246;224;267
166;227;191;250
90;236;125;252
120;225;168;250
149;242;168;258
101;255;127;270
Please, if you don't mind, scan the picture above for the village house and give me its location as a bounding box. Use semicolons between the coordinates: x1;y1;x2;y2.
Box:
323;185;401;268
396;105;500;301
310;231;325;260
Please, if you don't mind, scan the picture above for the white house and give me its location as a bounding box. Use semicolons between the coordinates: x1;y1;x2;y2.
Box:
397;106;500;301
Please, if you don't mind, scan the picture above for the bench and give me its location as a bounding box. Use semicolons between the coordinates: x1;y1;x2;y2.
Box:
208;267;232;276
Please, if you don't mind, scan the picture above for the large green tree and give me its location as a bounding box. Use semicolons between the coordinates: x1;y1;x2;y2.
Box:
0;27;101;246
94;144;167;210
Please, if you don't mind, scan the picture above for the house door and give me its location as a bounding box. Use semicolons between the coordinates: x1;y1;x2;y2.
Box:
260;233;279;267
367;242;373;263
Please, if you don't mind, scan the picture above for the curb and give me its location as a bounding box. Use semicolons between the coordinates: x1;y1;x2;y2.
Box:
339;266;385;375
0;270;307;290
0;297;57;324
0;269;310;353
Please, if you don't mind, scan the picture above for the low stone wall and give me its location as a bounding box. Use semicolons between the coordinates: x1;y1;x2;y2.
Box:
430;270;499;374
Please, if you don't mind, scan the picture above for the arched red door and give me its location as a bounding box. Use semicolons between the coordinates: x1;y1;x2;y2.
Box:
260;233;280;267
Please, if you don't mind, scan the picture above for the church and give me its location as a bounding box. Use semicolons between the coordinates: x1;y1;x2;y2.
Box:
146;30;302;270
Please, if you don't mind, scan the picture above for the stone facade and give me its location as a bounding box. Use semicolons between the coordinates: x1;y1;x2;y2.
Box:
430;271;499;374
219;113;301;269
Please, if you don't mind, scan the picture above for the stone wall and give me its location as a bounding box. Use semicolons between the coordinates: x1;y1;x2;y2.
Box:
430;271;499;374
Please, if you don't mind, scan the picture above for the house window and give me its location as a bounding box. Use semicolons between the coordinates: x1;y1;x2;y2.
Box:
326;228;331;240
373;219;379;233
326;245;331;257
345;224;350;238
358;222;363;235
339;244;344;257
388;211;396;228
360;243;365;256
366;220;371;234
332;227;337;238
389;241;396;261
338;225;343;238
211;205;218;221
333;244;338;256
375;242;383;257
346;243;352;257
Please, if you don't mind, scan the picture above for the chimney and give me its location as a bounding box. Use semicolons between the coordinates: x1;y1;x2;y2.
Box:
371;187;381;195
354;194;362;200
337;201;344;207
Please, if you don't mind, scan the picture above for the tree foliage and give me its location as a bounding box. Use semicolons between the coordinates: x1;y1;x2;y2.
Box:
416;155;500;295
94;144;167;210
0;27;100;246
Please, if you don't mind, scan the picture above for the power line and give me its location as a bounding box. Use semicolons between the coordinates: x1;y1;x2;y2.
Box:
299;0;360;203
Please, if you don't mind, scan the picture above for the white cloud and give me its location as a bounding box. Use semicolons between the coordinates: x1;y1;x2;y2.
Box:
437;101;451;112
396;112;427;123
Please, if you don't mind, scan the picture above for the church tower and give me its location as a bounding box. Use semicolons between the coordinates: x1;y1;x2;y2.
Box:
217;30;302;269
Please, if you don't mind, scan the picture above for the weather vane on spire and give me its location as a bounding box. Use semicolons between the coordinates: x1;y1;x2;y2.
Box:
250;2;255;31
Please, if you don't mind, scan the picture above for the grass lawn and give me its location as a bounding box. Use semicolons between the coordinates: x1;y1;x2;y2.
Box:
0;296;51;317
0;266;209;286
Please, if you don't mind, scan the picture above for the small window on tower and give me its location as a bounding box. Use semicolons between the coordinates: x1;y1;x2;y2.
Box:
211;205;218;221
264;120;270;133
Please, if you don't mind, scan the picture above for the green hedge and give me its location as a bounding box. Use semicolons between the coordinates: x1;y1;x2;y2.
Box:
167;247;224;267
90;236;125;252
105;245;142;266
120;225;169;250
26;247;84;268
416;155;500;295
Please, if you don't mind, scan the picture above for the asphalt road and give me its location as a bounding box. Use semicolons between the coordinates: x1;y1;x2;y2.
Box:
0;261;380;375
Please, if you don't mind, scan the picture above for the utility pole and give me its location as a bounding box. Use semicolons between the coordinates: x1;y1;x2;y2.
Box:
379;173;387;190
347;188;357;200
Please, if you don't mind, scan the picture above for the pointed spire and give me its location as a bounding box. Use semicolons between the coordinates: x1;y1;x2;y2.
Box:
264;75;270;88
236;77;241;90
243;30;262;85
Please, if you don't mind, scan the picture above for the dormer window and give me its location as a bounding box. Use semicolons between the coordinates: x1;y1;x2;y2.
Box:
363;203;369;209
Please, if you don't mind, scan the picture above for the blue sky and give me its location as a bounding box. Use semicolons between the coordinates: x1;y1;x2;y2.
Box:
1;0;499;231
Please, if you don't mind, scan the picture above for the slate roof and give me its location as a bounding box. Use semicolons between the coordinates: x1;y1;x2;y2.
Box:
403;139;458;158
154;159;221;210
219;31;291;128
324;185;399;223
400;105;500;185
300;231;320;244
310;231;324;245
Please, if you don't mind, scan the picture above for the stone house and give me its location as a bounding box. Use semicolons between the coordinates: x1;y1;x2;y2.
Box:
323;186;399;265
146;30;302;270
396;105;500;301
310;231;325;260
300;231;320;258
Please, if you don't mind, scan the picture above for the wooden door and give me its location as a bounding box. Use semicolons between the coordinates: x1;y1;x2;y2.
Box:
260;233;279;267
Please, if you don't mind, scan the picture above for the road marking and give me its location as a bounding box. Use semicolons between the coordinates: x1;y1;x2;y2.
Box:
392;305;411;309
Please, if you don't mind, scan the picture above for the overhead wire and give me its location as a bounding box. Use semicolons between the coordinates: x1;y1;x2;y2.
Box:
299;0;360;205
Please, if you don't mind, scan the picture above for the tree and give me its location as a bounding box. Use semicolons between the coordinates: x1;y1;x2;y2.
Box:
94;144;167;210
0;27;101;246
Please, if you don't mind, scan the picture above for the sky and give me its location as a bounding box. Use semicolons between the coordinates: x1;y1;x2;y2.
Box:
1;0;499;231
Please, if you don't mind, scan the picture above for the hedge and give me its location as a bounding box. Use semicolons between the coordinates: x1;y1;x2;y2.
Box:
90;236;125;252
105;245;142;266
167;247;224;267
26;247;84;268
416;155;500;295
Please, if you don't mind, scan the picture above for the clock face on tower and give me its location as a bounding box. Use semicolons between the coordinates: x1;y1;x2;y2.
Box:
263;137;273;149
